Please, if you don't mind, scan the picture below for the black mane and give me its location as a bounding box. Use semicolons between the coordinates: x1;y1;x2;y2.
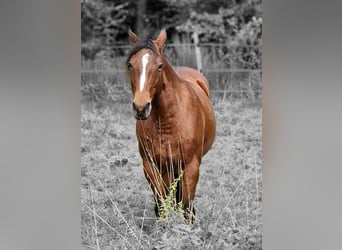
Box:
126;39;157;63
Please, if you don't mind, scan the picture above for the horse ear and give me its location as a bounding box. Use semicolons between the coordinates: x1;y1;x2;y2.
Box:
128;29;139;45
154;29;167;54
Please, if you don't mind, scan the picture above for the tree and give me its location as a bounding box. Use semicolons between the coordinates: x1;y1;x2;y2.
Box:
81;0;261;60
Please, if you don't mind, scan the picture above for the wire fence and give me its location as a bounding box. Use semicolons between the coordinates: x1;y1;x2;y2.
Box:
81;43;262;104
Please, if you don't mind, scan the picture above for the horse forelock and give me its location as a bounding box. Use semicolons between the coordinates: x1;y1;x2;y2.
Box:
126;39;157;63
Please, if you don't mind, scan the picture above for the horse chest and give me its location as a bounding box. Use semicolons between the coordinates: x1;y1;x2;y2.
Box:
145;134;180;160
138;124;193;165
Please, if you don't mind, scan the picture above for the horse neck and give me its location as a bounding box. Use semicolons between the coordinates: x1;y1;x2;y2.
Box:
151;59;181;121
162;58;182;92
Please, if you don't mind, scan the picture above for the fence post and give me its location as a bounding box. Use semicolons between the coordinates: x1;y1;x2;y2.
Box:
192;32;203;72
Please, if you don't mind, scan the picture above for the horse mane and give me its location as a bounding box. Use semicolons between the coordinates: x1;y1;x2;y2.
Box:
126;38;158;64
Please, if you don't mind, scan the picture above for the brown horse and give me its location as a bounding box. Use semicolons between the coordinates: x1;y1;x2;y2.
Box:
126;29;216;223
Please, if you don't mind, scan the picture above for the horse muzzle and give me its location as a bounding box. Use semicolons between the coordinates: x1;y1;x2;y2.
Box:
132;101;151;120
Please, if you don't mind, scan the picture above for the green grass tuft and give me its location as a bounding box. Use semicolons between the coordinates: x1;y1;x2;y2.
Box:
158;171;186;222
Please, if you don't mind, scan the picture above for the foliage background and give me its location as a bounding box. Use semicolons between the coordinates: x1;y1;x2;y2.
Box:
81;0;261;62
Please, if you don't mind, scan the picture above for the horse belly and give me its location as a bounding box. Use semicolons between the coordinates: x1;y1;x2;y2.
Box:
184;81;216;156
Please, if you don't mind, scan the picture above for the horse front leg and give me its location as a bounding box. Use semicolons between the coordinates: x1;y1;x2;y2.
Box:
181;157;200;224
142;158;166;218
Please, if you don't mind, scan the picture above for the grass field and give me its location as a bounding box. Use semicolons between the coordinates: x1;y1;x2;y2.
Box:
81;75;262;249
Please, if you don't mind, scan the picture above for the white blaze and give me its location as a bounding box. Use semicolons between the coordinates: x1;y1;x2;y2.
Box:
139;53;150;92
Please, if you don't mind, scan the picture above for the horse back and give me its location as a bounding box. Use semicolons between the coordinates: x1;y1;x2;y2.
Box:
175;67;210;98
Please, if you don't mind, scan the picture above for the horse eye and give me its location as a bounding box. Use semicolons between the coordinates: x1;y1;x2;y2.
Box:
157;64;163;72
127;63;133;71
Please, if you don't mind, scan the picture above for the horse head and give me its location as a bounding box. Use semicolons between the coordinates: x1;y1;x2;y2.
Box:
126;29;167;120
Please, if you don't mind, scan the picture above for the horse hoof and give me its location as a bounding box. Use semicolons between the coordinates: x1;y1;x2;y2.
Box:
184;207;196;224
154;203;160;217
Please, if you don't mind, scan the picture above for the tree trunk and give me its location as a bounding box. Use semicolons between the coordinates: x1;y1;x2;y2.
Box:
136;0;147;37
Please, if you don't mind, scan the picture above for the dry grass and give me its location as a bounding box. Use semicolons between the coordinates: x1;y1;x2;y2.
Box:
81;88;262;249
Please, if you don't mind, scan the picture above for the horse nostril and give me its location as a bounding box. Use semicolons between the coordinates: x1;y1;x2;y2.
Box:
132;102;138;112
144;102;151;112
141;102;151;115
